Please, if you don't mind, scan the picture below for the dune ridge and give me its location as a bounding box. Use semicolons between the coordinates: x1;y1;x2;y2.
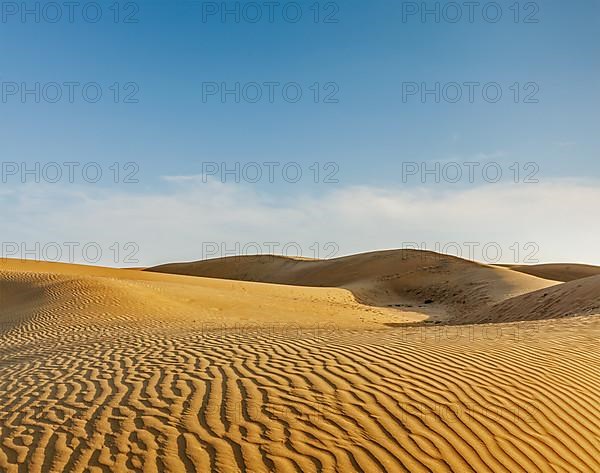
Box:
147;250;560;324
501;263;600;282
466;274;600;324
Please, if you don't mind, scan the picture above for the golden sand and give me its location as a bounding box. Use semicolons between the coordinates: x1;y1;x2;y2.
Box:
1;252;598;472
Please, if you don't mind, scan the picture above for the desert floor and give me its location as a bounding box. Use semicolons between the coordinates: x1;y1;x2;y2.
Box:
0;251;598;472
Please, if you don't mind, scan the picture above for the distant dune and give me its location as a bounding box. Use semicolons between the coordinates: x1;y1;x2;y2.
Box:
1;252;599;472
0;258;408;333
501;263;600;282
467;274;600;324
147;250;557;324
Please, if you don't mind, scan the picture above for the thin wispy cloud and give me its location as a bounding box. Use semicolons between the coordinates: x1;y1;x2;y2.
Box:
2;179;599;266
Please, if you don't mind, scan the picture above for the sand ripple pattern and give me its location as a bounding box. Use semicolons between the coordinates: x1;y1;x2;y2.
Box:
0;268;599;472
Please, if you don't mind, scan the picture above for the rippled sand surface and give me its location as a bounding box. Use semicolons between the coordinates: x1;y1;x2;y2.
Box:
1;257;598;472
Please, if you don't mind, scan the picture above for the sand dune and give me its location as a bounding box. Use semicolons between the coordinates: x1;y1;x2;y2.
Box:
147;250;557;324
503;263;600;282
1;254;599;472
465;274;600;325
0;259;412;332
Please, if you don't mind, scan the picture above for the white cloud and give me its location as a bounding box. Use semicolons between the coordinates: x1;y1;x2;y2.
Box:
2;178;599;266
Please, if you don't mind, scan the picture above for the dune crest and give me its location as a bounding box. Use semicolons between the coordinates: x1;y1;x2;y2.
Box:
466;274;600;324
147;250;560;324
502;263;600;282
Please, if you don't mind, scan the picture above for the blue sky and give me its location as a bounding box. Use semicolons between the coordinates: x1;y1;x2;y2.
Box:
1;1;599;265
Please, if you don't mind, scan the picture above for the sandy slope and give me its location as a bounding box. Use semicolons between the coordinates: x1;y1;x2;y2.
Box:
147;250;557;323
502;263;600;282
0;259;412;332
1;256;599;472
465;275;600;324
